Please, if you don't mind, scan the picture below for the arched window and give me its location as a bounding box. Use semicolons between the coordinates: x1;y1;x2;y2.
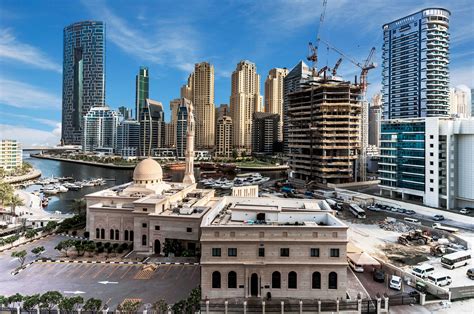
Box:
212;271;221;288
142;234;147;246
328;272;338;289
312;272;321;289
115;229;119;240
272;271;281;289
124;230;129;241
228;271;237;288
130;230;134;241
110;229;114;240
100;228;105;239
288;271;297;289
95;228;99;239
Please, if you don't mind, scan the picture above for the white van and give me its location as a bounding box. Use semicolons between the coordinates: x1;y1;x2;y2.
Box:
427;274;452;287
411;264;435;279
348;259;364;272
404;217;421;225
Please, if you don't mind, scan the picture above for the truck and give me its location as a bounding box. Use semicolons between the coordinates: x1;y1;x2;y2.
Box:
432;223;459;233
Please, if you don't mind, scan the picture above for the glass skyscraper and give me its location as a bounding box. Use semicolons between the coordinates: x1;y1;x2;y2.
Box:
136;66;149;120
62;21;105;145
382;8;450;119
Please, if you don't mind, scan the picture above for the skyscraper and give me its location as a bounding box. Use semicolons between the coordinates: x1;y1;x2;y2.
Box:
252;112;280;155
176;98;192;158
449;87;471;118
181;62;216;149
166;98;181;148
382;8;450;119
82;106;121;153
230;60;263;154
215;116;233;158
118;106;133;120
62;21;105;145
264;68;288;141
116;120;140;158
139;99;165;157
369;93;383;147
283;61;312;153
136;67;149;120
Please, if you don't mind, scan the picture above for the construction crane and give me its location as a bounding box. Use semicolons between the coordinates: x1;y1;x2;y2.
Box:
307;0;327;72
320;38;376;98
332;58;343;76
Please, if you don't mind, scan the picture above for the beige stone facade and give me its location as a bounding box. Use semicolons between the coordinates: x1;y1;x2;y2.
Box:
200;196;348;300
215;116;232;158
264;68;288;141
230;60;263;154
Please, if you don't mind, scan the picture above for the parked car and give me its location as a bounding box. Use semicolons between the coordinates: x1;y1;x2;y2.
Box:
348;259;364;273
390;207;398;212
397;208;406;214
460;208;471;215
433;214;445;221
405;209;416;215
373;269;385;283
389;275;402;290
467;268;474;280
367;206;380;212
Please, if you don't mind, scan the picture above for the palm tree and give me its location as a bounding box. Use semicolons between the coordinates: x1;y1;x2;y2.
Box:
8;194;24;215
0;183;13;206
70;199;87;216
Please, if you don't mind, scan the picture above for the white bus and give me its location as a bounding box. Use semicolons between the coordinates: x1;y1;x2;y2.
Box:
348;204;366;219
441;251;471;269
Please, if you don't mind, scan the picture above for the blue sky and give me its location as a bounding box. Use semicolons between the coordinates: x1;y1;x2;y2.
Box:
0;0;473;146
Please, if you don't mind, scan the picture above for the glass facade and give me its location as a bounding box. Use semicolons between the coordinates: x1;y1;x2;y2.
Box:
135;67;149;120
139;99;166;157
379;120;426;191
82;107;121;153
62;21;105;145
176;103;188;158
382;8;450;119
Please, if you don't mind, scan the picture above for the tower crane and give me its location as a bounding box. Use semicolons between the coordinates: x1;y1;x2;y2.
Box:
332;58;343;76
319;38;376;98
307;0;327;72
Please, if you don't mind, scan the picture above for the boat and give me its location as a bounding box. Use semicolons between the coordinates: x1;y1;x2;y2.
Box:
199;162;217;170
165;162;186;170
57;185;68;193
41;198;49;207
82;180;95;187
42;186;59;195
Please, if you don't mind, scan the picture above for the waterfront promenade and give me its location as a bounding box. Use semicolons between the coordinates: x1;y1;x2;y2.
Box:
32;153;136;169
2;169;41;184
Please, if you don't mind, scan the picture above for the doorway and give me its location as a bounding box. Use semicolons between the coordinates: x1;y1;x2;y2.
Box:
250;273;259;297
154;239;161;254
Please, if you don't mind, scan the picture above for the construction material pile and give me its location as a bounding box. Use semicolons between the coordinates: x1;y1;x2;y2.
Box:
378;218;415;233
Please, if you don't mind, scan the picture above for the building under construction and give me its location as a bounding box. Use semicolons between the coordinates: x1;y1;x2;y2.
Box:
287;77;362;187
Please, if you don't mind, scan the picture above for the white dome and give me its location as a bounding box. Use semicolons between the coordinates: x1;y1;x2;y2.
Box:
133;158;163;183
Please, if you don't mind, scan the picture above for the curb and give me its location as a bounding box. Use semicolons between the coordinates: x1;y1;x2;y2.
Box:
11;260;36;276
0;234;51;253
36;259;200;266
58;233;87;240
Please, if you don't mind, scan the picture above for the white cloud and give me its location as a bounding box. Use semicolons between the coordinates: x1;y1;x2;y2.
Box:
82;1;201;73
0;28;61;73
1;112;59;128
0;78;61;109
0;123;61;147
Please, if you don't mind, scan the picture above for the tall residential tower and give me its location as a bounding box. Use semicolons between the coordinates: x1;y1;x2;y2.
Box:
382;8;450;119
264;68;289;141
135;67;150;120
230;60;263;154
61;21;105;145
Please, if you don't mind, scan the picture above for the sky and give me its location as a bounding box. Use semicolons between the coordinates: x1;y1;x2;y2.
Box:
0;0;473;147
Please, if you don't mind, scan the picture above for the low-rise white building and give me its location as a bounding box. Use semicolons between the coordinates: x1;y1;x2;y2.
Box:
0;139;22;172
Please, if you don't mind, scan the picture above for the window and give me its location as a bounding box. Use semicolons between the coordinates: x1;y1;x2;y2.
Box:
95;228;100;239
187;227;192;233
430;152;434;157
115;229;119;240
228;271;237;288
212;271;221;288
332;232;338;238
110;229;114;240
312;272;321;289
142;208;147;212
101;229;105;239
212;248;221;257
258;248;265;257
328;272;338;289
430;170;434;174
430;144;434;148
430;188;434;192
272;271;281;288
155;225;160;230
280;248;290;257
330;248;340;257
288;271;297;289
310;248;320;257
130;230;134;241
142;223;147;228
430;179;434;183
256;213;266;221
228;248;237;257
430;135;434;139
124;230;129;241
142;234;147;246
430;161;434;166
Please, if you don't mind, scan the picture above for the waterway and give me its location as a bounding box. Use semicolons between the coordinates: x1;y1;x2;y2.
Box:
23;152;286;214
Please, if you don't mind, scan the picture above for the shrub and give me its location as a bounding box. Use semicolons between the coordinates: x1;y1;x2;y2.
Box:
104;242;111;248
96;242;103;247
97;247;104;254
83;231;90;239
112;243;119;249
71;230;77;236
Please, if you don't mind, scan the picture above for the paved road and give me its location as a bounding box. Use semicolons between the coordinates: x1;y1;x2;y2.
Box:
351;267;415;299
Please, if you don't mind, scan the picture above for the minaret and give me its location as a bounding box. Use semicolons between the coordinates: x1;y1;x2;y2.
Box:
183;99;196;185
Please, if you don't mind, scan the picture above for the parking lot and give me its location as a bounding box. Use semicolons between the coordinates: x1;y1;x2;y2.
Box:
351;267;415;299
0;234;200;308
0;262;200;307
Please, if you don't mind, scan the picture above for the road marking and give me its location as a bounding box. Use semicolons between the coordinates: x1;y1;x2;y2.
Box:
120;266;135;279
106;265;120;278
80;265;96;279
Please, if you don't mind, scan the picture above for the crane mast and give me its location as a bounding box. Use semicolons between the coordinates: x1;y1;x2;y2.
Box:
307;0;327;73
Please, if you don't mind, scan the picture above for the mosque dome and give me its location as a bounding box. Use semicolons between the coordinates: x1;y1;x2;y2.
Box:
133;158;163;183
